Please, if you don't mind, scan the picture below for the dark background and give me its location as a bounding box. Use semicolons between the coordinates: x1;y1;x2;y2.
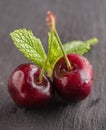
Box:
0;0;106;130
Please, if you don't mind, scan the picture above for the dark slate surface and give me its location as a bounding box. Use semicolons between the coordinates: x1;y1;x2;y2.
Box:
0;0;106;130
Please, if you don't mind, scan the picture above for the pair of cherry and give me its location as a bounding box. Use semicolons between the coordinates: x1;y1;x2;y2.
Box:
8;12;93;108
8;54;93;108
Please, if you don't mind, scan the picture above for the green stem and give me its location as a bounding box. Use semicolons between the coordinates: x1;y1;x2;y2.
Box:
53;28;72;70
39;29;53;81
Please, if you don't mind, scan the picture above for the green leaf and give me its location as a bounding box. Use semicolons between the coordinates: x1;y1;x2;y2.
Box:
63;38;99;55
10;28;47;68
48;32;62;68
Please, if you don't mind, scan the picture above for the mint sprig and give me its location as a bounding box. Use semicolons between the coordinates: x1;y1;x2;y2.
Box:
10;28;47;68
10;28;98;75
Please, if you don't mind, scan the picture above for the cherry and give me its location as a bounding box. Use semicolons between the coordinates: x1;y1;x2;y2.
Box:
8;63;53;108
46;11;94;102
53;54;94;102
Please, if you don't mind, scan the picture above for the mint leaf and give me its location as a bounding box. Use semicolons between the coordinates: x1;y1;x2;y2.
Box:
10;28;47;68
63;38;98;55
48;32;62;68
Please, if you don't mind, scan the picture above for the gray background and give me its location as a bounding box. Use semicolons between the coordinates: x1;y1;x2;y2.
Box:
0;0;106;130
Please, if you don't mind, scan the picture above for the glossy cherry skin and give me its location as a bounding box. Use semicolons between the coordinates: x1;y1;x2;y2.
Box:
53;54;94;102
8;63;53;108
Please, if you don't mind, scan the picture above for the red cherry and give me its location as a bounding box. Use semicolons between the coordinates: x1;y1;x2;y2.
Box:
53;54;94;102
8;63;53;108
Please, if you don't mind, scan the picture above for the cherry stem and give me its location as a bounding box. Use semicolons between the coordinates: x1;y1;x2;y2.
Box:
39;11;72;81
39;29;54;82
53;28;72;70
